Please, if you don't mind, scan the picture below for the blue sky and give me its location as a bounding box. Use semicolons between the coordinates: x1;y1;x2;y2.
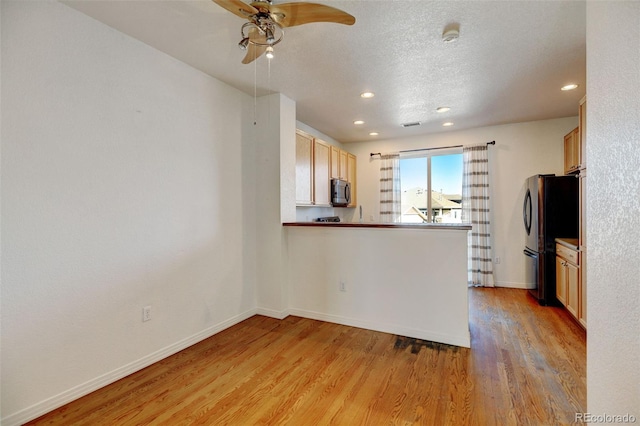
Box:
400;154;463;194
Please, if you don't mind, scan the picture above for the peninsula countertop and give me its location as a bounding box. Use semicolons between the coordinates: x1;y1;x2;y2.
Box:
283;222;472;230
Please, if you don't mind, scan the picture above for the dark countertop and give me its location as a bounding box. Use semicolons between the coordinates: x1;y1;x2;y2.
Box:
555;237;579;250
283;222;472;230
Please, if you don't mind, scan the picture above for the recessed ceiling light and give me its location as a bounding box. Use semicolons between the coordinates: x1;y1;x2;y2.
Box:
436;106;451;113
561;84;579;91
353;120;365;125
360;92;375;99
442;122;454;127
369;132;379;136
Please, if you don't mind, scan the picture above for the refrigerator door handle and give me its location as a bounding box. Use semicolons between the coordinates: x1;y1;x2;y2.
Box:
523;189;532;235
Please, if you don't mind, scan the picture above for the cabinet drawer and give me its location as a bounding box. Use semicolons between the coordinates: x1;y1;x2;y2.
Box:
556;243;579;265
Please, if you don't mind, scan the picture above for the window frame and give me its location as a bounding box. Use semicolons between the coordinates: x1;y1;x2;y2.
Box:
399;147;463;224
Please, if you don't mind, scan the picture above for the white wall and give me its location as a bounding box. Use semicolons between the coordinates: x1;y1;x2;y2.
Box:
1;1;255;423
345;117;578;288
586;2;640;417
253;93;296;317
287;226;470;347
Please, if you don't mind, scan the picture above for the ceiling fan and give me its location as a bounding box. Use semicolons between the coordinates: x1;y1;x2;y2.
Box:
212;0;356;64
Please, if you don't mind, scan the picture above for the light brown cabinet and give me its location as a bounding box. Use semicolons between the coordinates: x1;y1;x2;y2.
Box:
563;126;580;174
296;129;357;207
313;139;332;206
329;145;357;206
295;130;331;206
330;146;351;181
578;95;587;328
555;255;567;306
295;130;314;205
347;153;357;207
579;95;587;169
579;170;587;328
556;242;583;326
330;145;340;179
339;150;348;180
563;95;587;328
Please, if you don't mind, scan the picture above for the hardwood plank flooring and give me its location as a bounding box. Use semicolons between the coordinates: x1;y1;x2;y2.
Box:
26;288;586;425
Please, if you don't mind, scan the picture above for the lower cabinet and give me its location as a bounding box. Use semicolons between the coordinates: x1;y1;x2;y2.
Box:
556;256;567;306
555;242;584;328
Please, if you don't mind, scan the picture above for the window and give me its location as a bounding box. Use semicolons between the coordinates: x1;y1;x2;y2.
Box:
399;150;463;223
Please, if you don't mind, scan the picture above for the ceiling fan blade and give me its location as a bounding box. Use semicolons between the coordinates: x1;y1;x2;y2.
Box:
269;2;355;28
242;44;268;64
212;0;258;19
241;27;267;64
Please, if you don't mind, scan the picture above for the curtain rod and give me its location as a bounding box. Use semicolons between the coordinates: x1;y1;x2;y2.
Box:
370;140;495;157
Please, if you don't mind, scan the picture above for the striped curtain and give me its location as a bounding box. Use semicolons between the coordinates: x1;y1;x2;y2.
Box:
462;144;495;287
379;154;401;223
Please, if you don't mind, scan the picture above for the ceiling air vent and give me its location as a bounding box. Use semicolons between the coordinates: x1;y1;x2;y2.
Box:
401;121;421;128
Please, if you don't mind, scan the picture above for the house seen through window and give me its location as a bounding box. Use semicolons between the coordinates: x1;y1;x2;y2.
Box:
400;151;463;223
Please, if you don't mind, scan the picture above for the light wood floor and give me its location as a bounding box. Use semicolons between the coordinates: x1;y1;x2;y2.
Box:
27;288;586;425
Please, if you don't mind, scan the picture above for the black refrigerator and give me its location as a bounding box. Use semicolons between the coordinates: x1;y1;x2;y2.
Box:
523;174;578;305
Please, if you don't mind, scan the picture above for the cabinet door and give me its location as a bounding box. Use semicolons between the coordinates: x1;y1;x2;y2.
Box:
579;260;586;328
566;262;579;319
313;139;332;206
339;150;348;180
563;127;580;174
556;257;567;306
579;96;587;169
573;127;581;170
579;170;587;328
295;131;314;205
330;145;340;179
563;132;573;174
347;153;357;207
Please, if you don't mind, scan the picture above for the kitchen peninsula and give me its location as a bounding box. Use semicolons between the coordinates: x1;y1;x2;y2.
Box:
283;222;472;348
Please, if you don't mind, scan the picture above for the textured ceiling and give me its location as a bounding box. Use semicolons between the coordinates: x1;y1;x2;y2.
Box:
62;0;586;143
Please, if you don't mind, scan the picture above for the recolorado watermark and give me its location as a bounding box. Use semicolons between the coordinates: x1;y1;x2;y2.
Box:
575;413;637;423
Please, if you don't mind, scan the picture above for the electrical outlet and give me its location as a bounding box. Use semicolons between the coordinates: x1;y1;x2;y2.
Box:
495;257;501;264
339;281;346;292
142;306;152;322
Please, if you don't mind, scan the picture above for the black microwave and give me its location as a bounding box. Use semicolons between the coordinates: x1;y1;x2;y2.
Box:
331;178;351;207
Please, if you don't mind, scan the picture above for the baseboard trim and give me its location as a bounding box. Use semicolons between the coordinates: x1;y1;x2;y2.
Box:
495;281;534;289
2;308;258;426
255;307;290;319
288;308;470;348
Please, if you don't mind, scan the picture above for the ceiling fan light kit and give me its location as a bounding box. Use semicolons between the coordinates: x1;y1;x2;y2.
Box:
265;46;274;59
442;29;459;43
213;0;355;64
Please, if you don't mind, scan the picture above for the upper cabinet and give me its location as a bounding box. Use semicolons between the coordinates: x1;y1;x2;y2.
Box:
347;153;357;207
330;145;350;181
313;138;332;206
564;96;587;175
330;145;340;179
296;129;357;207
563;126;580;174
329;144;357;207
579;95;587;169
295;131;314;205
